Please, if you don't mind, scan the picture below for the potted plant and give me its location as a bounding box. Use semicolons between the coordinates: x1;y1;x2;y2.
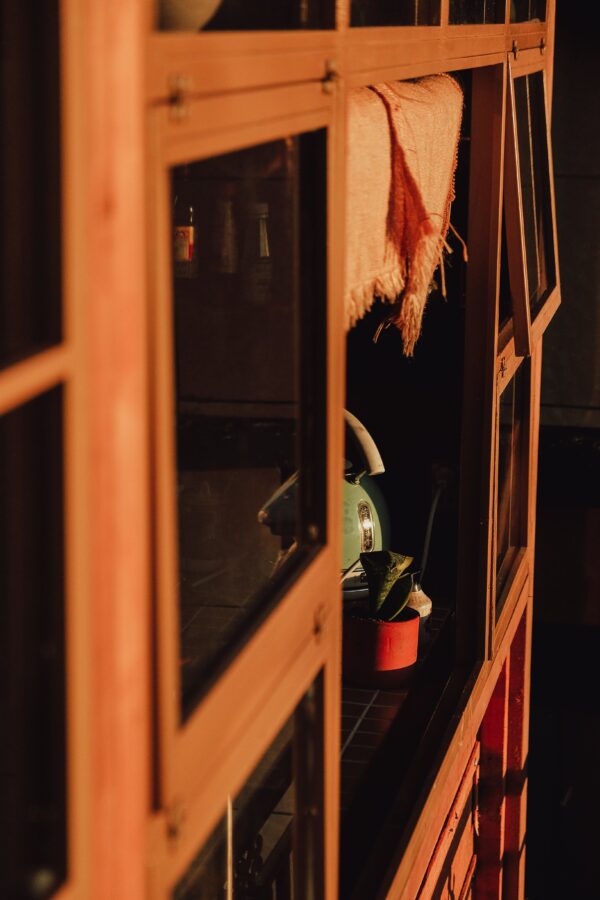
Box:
343;550;421;689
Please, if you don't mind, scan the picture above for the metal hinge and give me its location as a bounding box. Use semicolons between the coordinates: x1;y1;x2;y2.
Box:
166;797;187;843
322;59;339;95
313;603;327;642
168;75;192;120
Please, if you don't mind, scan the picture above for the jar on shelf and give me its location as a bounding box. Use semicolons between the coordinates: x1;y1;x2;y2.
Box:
173;168;198;280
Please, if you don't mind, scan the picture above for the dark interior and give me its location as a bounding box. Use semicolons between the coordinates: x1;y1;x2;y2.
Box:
338;71;473;897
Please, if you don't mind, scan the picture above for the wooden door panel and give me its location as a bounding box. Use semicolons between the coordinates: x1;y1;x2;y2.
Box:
418;743;480;900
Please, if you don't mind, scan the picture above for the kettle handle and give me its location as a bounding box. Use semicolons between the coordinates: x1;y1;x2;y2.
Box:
344;410;385;477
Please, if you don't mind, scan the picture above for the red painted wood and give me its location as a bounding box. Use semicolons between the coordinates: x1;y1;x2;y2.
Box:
476;660;509;899
503;608;529;898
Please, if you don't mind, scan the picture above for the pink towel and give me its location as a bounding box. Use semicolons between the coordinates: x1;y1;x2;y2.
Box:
346;75;463;355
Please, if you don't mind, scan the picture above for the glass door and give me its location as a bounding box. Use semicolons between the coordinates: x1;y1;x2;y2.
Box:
174;677;324;899
169;134;327;721
493;361;530;625
148;80;342;895
503;62;560;354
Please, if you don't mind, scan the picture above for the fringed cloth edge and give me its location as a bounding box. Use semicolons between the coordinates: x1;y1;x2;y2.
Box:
345;74;464;356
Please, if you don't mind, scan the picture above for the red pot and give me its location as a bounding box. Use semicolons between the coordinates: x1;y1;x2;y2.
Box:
343;607;420;689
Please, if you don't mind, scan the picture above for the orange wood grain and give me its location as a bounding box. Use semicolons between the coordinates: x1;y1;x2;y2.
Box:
418;743;480;900
494;548;528;654
146;31;337;101
504;65;532;358
157;87;333;167
456;62;506;665
84;0;151;898
0;345;71;416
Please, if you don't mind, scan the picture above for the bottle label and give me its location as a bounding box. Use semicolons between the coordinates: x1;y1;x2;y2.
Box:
174;226;195;262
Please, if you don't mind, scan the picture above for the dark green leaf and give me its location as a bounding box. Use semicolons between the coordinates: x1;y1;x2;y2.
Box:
361;550;413;616
376;573;414;622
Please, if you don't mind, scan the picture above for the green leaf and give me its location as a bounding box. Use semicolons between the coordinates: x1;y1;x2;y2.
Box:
376;573;414;622
361;550;414;616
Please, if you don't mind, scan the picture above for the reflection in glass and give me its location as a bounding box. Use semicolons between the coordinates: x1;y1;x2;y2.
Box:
496;365;527;617
159;0;334;31
510;0;545;22
171;135;326;719
0;0;61;369
175;677;324;900
351;0;440;26
0;389;66;898
513;72;556;319
449;0;503;24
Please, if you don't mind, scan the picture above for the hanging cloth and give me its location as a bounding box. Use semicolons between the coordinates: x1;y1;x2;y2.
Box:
345;74;463;355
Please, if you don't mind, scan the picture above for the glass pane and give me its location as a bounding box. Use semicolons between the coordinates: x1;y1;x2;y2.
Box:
496;364;527;617
175;677;324;899
510;0;545;22
174;816;228;899
0;0;61;369
171;134;327;720
0;389;66;899
498;220;512;333
514;72;556;319
351;0;440;26
158;0;334;31
449;0;503;24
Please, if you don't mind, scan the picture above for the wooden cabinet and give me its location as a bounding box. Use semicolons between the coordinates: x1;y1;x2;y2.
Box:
142;7;558;892
417;743;480;900
0;1;560;898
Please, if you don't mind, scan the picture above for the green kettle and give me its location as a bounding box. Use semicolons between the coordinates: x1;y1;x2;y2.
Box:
342;411;390;594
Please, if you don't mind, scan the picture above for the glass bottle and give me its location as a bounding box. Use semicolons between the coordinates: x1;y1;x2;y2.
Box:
173;167;198;279
241;202;272;305
212;183;238;275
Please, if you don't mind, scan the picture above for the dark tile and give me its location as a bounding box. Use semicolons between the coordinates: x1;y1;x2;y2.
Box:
343;731;383;750
342;687;378;703
342;746;377;765
363;705;398;722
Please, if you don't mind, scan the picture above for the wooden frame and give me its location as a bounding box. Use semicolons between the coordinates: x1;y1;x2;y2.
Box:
143;12;557;900
503;68;532;358
457;61;507;665
502;55;561;355
147;81;344;895
491;353;533;655
146;31;338;101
